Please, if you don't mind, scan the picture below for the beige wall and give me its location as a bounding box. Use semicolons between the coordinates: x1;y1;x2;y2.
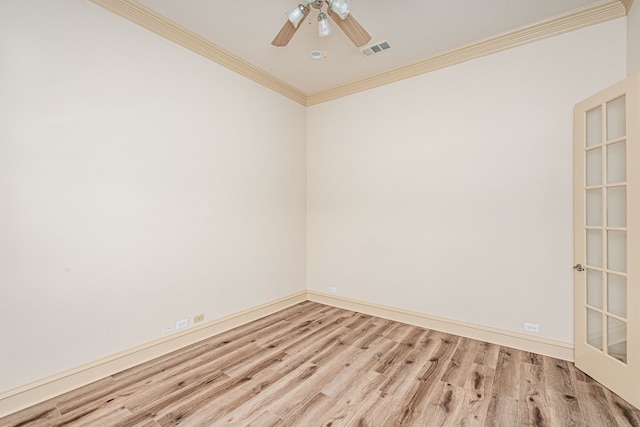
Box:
307;19;627;345
629;1;640;75
0;0;306;391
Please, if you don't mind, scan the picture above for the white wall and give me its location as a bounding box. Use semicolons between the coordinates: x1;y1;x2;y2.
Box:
307;19;627;345
629;1;640;75
0;0;306;391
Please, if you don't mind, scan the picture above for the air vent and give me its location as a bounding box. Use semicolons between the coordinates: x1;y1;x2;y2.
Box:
361;40;391;57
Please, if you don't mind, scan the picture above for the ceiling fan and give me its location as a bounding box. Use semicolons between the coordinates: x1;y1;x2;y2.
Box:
272;0;372;48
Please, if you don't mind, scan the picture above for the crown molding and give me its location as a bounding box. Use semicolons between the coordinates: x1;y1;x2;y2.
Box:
90;0;626;107
620;0;634;13
307;0;626;105
89;0;307;106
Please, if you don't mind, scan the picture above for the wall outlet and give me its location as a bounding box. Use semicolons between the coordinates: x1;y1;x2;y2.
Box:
329;287;337;294
175;318;189;331
524;322;540;333
194;314;204;324
161;324;173;334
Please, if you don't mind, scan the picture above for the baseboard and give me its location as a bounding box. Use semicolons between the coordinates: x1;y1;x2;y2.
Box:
306;291;575;362
0;291;307;418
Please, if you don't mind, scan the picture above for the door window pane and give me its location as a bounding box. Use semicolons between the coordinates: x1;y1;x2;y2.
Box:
608;231;627;273
586;148;602;186
608;274;627;318
586;189;603;226
607;186;627;227
587;269;603;309
587;229;603;268
587;309;603;351
587;106;603;147
607;142;626;184
607;96;626;141
607;317;627;364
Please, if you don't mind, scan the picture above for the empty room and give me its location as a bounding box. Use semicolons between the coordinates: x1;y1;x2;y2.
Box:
1;0;640;425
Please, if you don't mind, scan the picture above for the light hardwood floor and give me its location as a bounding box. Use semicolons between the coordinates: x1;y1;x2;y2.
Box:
2;301;640;426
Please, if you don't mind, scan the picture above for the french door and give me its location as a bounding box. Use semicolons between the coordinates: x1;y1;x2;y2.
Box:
574;73;639;409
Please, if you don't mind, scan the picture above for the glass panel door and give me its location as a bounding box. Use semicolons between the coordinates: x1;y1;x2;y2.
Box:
574;74;639;409
583;97;628;364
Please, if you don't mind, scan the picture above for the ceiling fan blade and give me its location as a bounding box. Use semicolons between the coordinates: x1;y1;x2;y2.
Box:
271;9;310;47
328;10;372;47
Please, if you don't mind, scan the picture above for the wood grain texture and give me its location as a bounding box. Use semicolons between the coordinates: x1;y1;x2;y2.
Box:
271;9;310;47
328;11;372;47
2;301;639;426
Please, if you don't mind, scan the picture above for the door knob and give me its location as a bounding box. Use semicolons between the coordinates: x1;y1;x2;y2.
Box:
573;264;585;272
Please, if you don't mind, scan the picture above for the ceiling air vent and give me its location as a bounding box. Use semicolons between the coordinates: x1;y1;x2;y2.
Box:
361;40;391;57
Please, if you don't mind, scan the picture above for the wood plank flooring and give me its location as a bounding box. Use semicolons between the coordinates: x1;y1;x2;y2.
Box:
2;301;640;426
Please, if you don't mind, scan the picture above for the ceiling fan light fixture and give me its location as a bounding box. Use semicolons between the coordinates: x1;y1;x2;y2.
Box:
329;0;350;19
318;12;331;37
288;4;308;28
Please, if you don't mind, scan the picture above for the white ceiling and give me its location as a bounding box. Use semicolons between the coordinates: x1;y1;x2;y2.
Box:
116;0;619;96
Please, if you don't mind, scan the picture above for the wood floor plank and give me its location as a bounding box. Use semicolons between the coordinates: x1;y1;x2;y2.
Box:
419;381;467;426
118;357;226;413
381;333;460;425
266;346;365;419
278;326;352;373
314;338;399;425
109;370;230;427
491;346;523;400
236;410;283;427
441;337;483;388
376;329;442;399
603;386;640;427
485;394;519;427
155;367;283;427
542;358;585;427
518;356;552;427
214;362;320;425
0;405;61;427
381;321;418;343
2;301;640;427
278;392;337;425
316;370;386;427
321;336;396;399
456;363;496;427
373;327;427;375
575;381;620;427
474;341;501;368
60;405;133;427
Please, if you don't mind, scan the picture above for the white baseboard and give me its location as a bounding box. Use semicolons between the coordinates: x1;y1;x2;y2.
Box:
306;291;575;362
0;291;307;418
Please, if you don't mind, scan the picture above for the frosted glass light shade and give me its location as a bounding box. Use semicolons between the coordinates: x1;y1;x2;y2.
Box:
330;0;350;19
318;13;331;37
288;5;306;28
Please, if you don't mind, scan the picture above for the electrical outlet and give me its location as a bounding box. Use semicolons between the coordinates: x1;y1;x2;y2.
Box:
329;287;337;294
194;314;204;323
161;324;173;334
524;322;540;333
175;318;189;331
